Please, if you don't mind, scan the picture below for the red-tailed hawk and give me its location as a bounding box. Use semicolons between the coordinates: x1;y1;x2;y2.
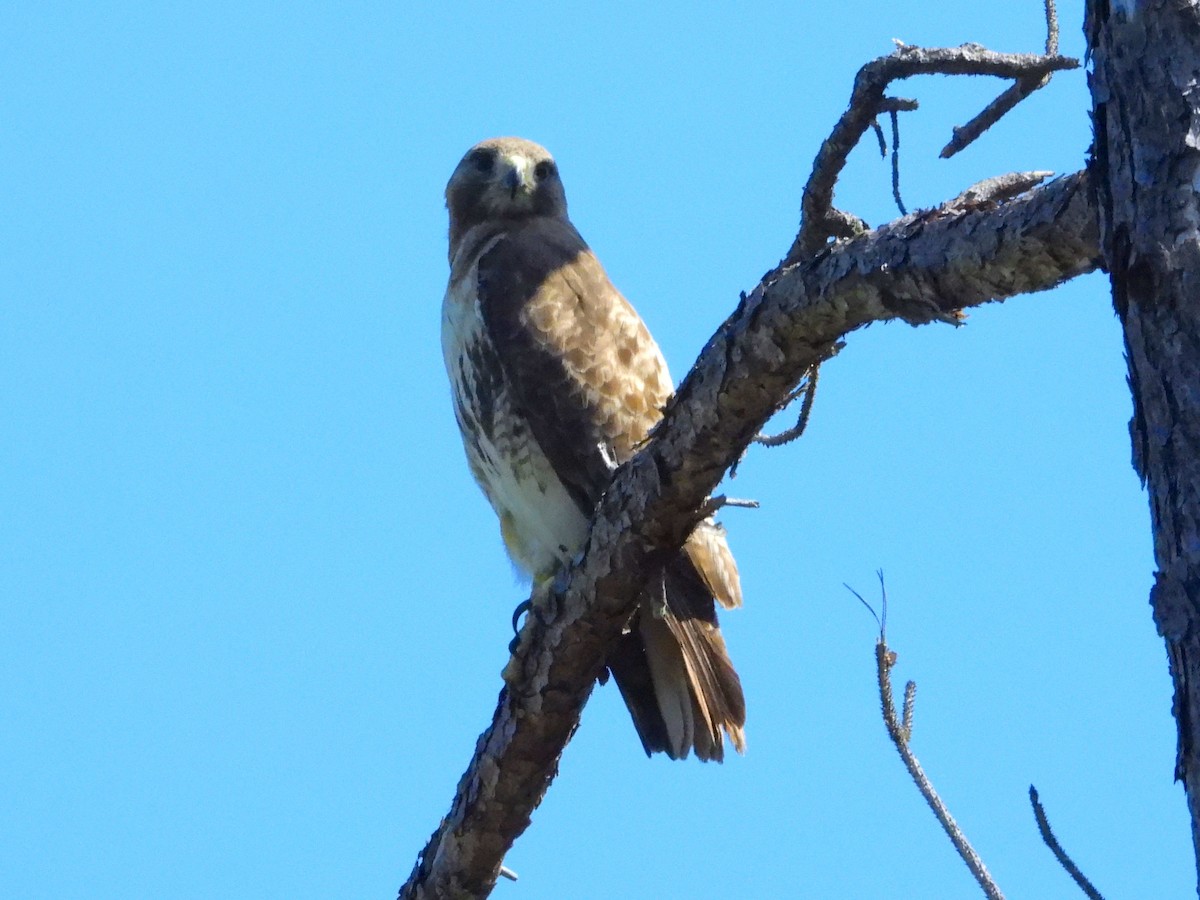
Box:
441;137;745;761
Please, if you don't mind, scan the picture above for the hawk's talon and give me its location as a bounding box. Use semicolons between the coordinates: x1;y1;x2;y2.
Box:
511;599;531;635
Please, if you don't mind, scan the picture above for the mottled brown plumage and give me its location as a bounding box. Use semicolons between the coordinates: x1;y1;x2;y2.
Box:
441;137;745;761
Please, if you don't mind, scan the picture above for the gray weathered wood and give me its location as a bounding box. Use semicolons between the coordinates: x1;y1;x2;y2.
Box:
1087;0;1200;886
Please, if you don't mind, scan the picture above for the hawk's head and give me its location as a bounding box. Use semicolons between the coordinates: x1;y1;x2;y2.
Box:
446;137;568;254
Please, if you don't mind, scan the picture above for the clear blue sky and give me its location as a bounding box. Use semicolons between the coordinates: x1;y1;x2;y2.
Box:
2;2;1190;898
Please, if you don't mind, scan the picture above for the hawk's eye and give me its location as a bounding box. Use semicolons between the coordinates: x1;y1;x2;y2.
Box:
533;161;554;180
471;150;495;174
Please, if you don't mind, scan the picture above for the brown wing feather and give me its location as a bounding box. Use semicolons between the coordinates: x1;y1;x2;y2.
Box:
685;521;743;609
474;215;746;760
476;217;670;514
603;629;673;757
661;557;747;761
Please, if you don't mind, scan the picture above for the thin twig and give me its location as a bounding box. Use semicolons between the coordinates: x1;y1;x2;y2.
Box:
877;569;888;637
754;340;841;449
1044;0;1060;55
877;642;1004;899
846;583;883;632
941;0;1065;158
875;96;918;190
859;574;1004;900
498;866;518;882
697;495;761;518
872;120;887;157
755;365;820;447
1029;786;1105;900
889;108;907;215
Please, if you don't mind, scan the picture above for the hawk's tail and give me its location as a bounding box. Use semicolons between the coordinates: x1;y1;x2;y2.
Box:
604;552;746;762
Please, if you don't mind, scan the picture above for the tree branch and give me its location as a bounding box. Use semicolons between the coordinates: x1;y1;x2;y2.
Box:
785;45;1078;263
847;575;1003;898
876;644;1004;900
398;171;1099;899
941;0;1064;158
1029;785;1106;900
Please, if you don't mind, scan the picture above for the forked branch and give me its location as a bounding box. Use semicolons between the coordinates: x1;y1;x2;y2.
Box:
875;639;1003;899
850;578;1004;900
785;21;1078;264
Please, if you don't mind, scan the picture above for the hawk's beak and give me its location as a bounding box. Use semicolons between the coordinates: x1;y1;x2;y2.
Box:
503;160;531;199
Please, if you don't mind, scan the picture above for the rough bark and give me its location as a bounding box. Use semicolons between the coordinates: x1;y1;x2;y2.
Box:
1087;0;1200;886
399;172;1099;900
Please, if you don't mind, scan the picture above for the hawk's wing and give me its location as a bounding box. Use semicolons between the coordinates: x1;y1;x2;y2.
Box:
475;217;671;514
476;216;742;610
472;216;746;760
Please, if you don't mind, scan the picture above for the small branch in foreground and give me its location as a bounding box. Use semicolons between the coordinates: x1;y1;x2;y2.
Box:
850;578;1005;900
876;642;1004;899
1029;786;1106;900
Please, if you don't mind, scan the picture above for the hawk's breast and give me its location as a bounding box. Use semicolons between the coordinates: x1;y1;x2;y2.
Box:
441;247;589;578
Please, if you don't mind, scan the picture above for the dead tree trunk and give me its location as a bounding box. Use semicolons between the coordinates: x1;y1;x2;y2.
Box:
1087;0;1200;886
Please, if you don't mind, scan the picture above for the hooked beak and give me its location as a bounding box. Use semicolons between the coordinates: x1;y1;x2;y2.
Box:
503;158;531;199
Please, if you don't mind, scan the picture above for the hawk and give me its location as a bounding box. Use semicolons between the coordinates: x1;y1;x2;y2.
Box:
441;137;745;761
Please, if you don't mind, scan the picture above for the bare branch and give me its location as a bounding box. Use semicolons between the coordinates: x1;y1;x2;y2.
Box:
876;639;1004;899
875;608;1004;900
880;96;920;115
940;79;1049;160
1044;0;1060;55
399;172;1098;900
845;582;883;633
877;97;920;217
755;365;820;447
754;339;841;449
889;107;907;215
785;44;1078;264
1029;786;1106;900
872;119;887;157
901;679;916;742
697;495;761;518
941;0;1066;158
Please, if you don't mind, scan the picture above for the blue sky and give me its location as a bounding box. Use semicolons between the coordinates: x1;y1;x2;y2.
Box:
2;2;1190;898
